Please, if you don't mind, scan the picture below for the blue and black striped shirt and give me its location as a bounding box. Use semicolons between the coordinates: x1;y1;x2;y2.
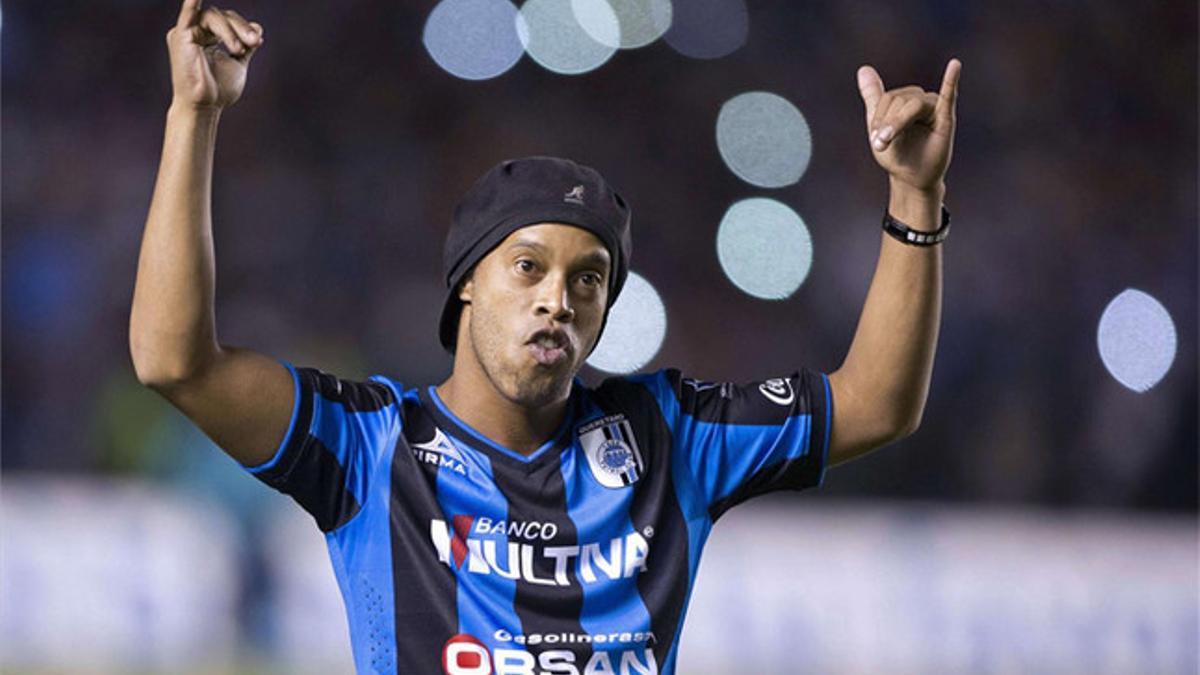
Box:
245;363;832;674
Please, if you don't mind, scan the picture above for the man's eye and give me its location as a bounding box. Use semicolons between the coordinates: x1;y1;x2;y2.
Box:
579;273;602;287
516;260;537;273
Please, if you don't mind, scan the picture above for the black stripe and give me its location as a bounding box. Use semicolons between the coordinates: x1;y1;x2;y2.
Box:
488;450;592;664
305;367;396;412
254;371;362;532
622;420;644;473
707;369;830;522
265;435;362;532
592;376;691;667
390;399;459;672
602;423;615;442
670;369;813;425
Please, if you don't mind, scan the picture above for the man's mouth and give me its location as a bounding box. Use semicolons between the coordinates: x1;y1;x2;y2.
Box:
526;330;571;366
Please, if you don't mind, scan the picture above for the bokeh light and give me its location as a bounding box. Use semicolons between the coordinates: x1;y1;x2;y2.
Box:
520;0;618;75
717;91;812;188
568;0;621;49
575;0;673;49
587;272;666;374
423;0;525;81
1096;288;1177;392
663;0;747;60
717;198;813;300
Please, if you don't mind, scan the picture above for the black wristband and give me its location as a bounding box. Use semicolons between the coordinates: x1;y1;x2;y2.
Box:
882;205;951;246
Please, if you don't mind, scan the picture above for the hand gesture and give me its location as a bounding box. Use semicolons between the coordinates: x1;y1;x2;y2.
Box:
166;0;263;111
857;59;961;192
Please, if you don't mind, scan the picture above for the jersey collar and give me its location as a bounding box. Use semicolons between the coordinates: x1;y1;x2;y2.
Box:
418;379;583;473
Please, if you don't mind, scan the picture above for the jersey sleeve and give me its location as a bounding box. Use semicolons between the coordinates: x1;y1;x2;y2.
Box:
242;361;401;532
638;367;832;521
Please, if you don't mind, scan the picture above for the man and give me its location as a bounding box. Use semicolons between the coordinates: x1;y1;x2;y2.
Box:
130;1;960;673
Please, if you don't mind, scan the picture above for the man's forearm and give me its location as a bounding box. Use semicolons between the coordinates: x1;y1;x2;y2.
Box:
129;105;223;384
837;178;944;436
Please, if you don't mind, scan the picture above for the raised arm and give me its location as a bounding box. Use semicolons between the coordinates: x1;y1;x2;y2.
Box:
826;59;961;466
129;0;290;467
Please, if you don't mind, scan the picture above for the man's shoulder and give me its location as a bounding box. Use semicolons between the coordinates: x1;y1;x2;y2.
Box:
588;366;689;391
581;367;684;413
363;373;418;401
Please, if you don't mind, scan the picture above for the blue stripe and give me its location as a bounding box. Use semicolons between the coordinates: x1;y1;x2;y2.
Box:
327;416;400;674
818;373;832;486
559;400;654;644
433;434;524;651
303;378;399;511
628;370;818;507
246;360;302;474
695;414;814;506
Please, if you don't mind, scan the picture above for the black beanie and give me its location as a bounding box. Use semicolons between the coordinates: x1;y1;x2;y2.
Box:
439;156;633;353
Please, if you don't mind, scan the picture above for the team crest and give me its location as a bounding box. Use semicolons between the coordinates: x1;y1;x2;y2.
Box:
577;414;644;488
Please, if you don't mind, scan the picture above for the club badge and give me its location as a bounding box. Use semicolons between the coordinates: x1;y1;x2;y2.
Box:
577;414;644;488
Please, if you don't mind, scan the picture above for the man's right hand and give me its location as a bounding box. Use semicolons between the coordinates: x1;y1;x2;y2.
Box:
134;0;291;469
167;0;263;111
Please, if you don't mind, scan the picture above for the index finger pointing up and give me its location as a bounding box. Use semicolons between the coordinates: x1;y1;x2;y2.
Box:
176;0;202;29
936;58;962;125
856;65;885;123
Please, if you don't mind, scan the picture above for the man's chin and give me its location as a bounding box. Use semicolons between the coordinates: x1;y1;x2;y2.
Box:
509;363;576;406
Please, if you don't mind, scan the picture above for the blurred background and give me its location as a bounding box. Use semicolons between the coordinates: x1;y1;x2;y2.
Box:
2;0;1196;673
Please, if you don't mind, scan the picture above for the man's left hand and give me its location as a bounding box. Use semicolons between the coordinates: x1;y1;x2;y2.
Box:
857;59;962;192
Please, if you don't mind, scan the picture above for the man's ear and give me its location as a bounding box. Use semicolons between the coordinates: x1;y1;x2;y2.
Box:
458;274;474;303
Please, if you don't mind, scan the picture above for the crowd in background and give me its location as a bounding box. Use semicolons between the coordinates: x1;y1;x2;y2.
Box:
3;0;1195;517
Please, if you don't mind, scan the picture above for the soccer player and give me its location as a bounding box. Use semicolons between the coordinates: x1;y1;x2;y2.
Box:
129;2;961;673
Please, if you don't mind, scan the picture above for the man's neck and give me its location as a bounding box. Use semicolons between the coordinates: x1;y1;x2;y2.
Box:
435;372;572;457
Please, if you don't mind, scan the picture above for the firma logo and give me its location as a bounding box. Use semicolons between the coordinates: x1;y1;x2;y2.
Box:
413;427;469;476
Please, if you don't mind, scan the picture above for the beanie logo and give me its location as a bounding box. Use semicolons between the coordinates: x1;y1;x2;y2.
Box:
564;185;586;205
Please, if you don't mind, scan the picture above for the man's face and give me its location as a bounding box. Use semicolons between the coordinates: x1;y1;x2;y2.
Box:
459;223;612;407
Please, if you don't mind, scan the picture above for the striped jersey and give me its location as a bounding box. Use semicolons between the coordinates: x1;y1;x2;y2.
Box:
244;362;832;675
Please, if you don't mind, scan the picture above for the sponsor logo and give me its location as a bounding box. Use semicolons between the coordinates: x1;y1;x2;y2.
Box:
578;415;644;488
564;184;586;205
444;634;490;674
413;427;468;475
430;517;650;587
472;516;559;541
758;377;795;406
493;629;657;647
443;632;658;675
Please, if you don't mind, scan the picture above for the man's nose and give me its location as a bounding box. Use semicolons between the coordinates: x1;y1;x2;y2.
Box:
535;275;575;322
